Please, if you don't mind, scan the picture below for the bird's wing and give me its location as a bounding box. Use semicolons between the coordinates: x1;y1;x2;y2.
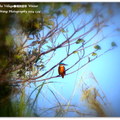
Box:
64;67;66;75
58;66;61;75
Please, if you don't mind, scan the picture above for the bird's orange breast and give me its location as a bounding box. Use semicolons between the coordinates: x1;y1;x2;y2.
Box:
58;66;65;73
58;65;65;78
58;66;65;74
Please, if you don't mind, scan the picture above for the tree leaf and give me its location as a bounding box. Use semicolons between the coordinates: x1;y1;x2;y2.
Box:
85;4;92;14
46;25;52;29
48;20;55;27
76;39;85;44
95;23;99;27
61;28;65;32
62;9;68;17
72;3;81;12
92;52;97;56
33;22;40;29
111;42;117;47
14;55;22;60
73;51;78;54
60;28;68;33
94;45;101;50
5;35;13;47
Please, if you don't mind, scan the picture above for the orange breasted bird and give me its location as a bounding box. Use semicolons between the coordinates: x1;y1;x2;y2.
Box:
58;63;67;78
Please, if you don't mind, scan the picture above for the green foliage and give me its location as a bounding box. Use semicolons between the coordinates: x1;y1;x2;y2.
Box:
62;8;68;17
17;70;25;77
19;15;44;35
84;3;92;14
44;15;55;29
0;83;33;117
94;45;101;50
5;35;14;47
0;82;12;100
111;42;117;47
14;55;23;62
60;28;68;33
0;58;8;70
92;52;97;56
18;90;26;116
10;90;34;117
76;39;85;44
72;3;81;12
73;51;78;54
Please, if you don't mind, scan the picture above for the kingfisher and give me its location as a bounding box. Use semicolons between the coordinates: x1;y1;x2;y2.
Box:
58;63;67;78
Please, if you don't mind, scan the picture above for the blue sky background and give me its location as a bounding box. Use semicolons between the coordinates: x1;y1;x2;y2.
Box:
25;3;120;117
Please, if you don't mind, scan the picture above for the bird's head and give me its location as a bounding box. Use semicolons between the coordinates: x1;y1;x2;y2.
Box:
59;62;68;66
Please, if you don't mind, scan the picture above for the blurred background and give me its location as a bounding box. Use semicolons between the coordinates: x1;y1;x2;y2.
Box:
0;2;120;117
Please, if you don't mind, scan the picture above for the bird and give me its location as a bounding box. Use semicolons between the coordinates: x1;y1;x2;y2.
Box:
58;63;67;78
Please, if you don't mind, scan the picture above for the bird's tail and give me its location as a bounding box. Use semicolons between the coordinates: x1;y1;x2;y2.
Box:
62;75;64;78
